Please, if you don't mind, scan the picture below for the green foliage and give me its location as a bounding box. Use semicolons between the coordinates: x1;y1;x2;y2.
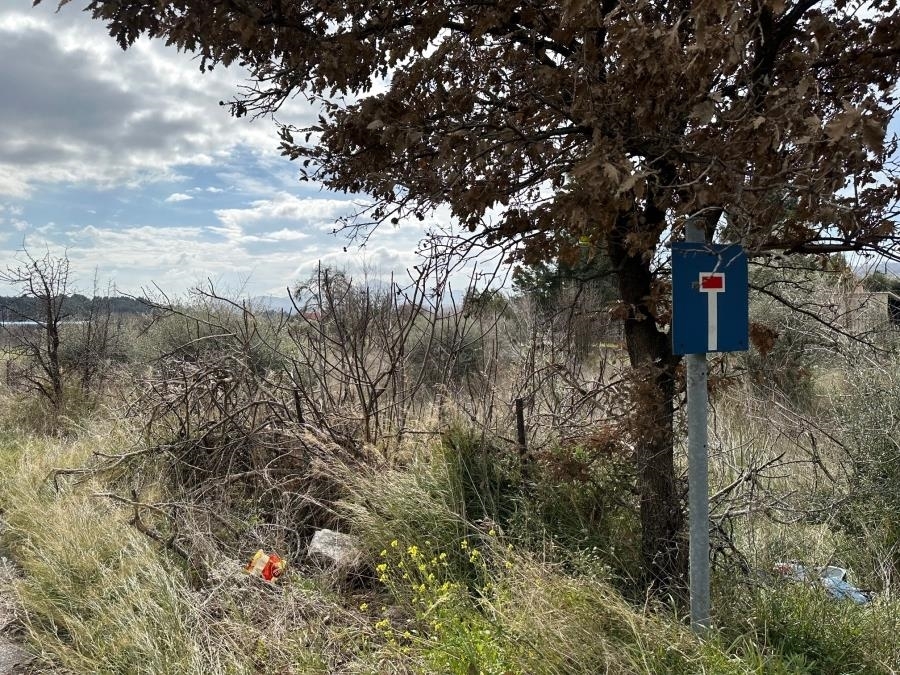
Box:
0;380;102;435
461;287;511;319
0;294;147;323
512;249;617;310
337;431;479;578
512;251;621;357
57;315;137;367
511;440;642;583
355;494;764;674
0;433;247;674
861;271;900;294
441;426;519;525
740;258;851;409
403;310;488;392
718;583;900;674
832;367;900;583
370;538;521;674
140;302;287;374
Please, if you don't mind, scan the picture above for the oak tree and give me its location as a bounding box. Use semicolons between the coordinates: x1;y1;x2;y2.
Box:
40;0;900;591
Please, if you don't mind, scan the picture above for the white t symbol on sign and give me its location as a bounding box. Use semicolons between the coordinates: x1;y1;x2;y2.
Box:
699;273;725;352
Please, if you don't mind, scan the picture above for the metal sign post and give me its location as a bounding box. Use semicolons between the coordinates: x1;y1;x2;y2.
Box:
672;221;749;633
685;220;711;632
685;219;711;632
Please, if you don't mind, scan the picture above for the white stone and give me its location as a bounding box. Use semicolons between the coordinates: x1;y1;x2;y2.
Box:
307;529;362;569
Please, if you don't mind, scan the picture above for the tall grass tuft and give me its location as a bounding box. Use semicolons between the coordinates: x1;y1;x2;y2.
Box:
717;581;900;675
337;430;472;571
0;426;250;674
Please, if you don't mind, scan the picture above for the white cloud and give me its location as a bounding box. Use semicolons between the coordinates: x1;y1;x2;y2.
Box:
0;7;316;198
214;193;354;229
44;224;305;294
0;167;31;199
262;229;311;242
205;222;309;244
0;6;459;297
49;221;424;297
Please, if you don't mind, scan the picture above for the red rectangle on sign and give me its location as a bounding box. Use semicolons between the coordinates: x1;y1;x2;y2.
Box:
701;274;724;290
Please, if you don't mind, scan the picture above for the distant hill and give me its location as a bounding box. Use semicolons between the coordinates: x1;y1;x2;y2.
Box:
0;295;149;323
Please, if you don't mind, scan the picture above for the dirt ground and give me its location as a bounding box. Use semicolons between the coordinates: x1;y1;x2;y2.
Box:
0;551;32;674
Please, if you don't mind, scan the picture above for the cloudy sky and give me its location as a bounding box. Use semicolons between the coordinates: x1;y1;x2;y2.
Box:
4;4;896;303
0;2;439;300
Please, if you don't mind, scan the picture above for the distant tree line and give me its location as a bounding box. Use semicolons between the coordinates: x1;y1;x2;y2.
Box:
862;271;900;295
0;294;148;323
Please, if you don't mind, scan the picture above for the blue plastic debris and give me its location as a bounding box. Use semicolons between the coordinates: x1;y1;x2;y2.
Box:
773;562;870;604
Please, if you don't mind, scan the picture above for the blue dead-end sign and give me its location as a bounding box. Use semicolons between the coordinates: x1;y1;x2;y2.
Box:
672;243;749;355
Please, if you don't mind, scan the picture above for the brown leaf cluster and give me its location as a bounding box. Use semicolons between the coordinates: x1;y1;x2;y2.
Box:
749;321;779;357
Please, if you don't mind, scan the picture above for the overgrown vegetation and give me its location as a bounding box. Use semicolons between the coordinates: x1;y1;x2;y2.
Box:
1;259;900;673
38;0;900;600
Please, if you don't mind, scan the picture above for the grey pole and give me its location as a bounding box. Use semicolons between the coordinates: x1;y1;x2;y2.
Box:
685;217;711;632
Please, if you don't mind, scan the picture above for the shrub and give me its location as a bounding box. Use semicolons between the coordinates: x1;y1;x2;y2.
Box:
717;582;900;674
337;433;473;576
832;367;900;587
509;437;642;585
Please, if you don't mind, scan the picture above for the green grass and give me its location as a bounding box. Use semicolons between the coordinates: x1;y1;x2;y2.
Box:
717;581;900;674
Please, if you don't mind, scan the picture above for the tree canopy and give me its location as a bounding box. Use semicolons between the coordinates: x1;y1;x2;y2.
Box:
43;0;900;262
39;0;900;592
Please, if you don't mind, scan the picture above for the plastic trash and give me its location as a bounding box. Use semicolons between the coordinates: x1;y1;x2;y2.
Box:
820;568;871;605
244;550;286;582
773;561;869;604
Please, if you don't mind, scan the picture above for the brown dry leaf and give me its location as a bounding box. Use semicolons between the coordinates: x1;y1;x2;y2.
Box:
749;322;778;357
603;162;621;185
861;117;886;153
690;100;716;124
825;113;855;144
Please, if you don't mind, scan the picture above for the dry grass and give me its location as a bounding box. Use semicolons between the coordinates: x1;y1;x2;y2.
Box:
0;412;753;675
2;294;900;674
0;422;246;673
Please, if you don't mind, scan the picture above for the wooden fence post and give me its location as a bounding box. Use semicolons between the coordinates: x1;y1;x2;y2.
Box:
515;398;529;480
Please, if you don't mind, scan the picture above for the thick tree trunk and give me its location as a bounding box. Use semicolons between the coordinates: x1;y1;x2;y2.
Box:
609;229;686;595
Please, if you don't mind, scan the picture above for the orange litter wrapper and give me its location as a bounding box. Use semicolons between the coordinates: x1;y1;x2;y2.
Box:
245;549;286;582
